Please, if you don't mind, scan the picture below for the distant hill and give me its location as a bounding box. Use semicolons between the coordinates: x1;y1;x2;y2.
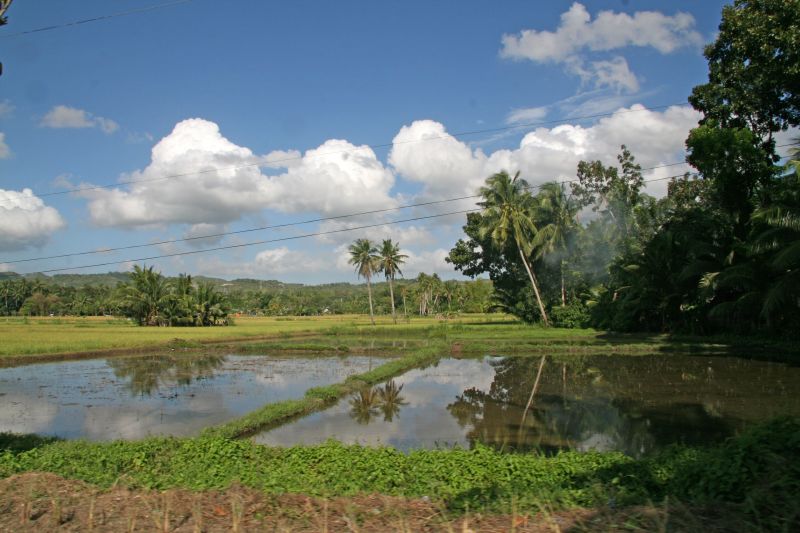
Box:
0;271;307;290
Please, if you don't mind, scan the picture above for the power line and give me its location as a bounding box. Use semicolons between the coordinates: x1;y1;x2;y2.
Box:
3;159;700;265
4;144;795;265
3;195;480;264
5;171;698;269
0;0;193;38
1;102;686;206
23;209;478;275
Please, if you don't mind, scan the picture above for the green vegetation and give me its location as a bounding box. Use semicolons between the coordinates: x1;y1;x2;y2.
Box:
0;270;495;320
1;419;797;529
448;0;800;337
0;314;507;358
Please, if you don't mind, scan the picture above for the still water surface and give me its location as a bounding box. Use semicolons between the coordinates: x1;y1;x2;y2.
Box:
0;354;381;440
254;354;800;456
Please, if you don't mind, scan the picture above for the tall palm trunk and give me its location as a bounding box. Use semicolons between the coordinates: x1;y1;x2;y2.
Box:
387;276;397;324
517;244;550;326
366;275;375;325
560;259;566;307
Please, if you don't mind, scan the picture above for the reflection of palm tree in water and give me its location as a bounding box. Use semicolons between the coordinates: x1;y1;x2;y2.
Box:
348;380;407;424
446;357;643;453
107;354;226;396
378;380;407;422
349;387;381;424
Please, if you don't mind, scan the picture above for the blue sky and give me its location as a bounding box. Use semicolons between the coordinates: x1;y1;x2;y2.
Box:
0;0;746;282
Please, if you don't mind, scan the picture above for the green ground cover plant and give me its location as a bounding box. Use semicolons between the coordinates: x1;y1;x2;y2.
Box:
1;419;797;529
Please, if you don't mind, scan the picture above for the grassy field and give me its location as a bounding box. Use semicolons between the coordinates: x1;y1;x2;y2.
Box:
0;314;520;358
2;312;772;361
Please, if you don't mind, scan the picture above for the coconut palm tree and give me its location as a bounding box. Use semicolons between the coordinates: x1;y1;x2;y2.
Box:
478;171;550;326
378;239;407;324
122;265;173;326
532;182;580;306
348;238;380;325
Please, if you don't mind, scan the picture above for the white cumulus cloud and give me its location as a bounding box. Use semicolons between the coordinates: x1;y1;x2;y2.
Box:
500;2;702;93
81;118;398;228
0;188;66;251
390;105;701;200
40;105;119;134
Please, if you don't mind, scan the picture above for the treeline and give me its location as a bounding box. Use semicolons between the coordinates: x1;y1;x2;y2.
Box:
0;269;493;320
0;266;231;326
449;0;800;336
227;275;493;318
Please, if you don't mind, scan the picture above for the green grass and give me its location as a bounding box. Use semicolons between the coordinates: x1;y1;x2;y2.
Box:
0;314;509;358
4;313;792;361
2;418;798;528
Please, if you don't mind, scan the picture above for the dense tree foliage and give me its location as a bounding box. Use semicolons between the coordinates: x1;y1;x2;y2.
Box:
0;270;493;320
448;0;800;336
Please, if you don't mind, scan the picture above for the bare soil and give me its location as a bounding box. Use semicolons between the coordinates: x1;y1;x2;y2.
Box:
0;473;742;532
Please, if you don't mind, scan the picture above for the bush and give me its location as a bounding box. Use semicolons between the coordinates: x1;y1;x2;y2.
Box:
550;303;591;329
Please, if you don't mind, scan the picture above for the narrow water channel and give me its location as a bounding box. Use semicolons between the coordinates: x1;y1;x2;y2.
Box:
254;354;800;457
0;353;383;440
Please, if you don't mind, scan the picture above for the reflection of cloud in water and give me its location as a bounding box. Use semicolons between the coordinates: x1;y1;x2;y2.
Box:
392;358;497;408
255;358;502;451
0;355;381;440
0;393;59;434
82;391;230;439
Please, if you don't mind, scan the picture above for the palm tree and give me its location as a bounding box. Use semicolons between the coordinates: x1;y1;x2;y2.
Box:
532;182;579;306
378;239;407;324
348;238;380;325
478;171;550;326
122;265;173;326
193;281;228;326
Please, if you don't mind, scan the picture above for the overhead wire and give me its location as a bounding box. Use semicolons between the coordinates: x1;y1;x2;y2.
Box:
7;170;700;273
0;0;194;38
26;209;478;274
2;195;481;264
7;146;797;266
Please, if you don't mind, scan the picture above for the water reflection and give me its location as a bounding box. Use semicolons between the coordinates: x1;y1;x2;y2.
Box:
378;380;407;422
349;388;382;425
447;356;767;455
107;354;226;396
0;354;382;440
348;381;408;424
255;355;800;456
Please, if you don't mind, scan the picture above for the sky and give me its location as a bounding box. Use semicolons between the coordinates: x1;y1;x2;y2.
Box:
0;0;764;283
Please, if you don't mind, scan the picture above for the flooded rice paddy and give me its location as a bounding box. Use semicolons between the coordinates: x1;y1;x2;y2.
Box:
0;353;383;440
254;354;800;457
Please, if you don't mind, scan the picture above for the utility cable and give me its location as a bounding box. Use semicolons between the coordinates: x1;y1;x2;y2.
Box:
0;0;193;38
24;208;478;274
3;195;480;264
4;170;700;268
